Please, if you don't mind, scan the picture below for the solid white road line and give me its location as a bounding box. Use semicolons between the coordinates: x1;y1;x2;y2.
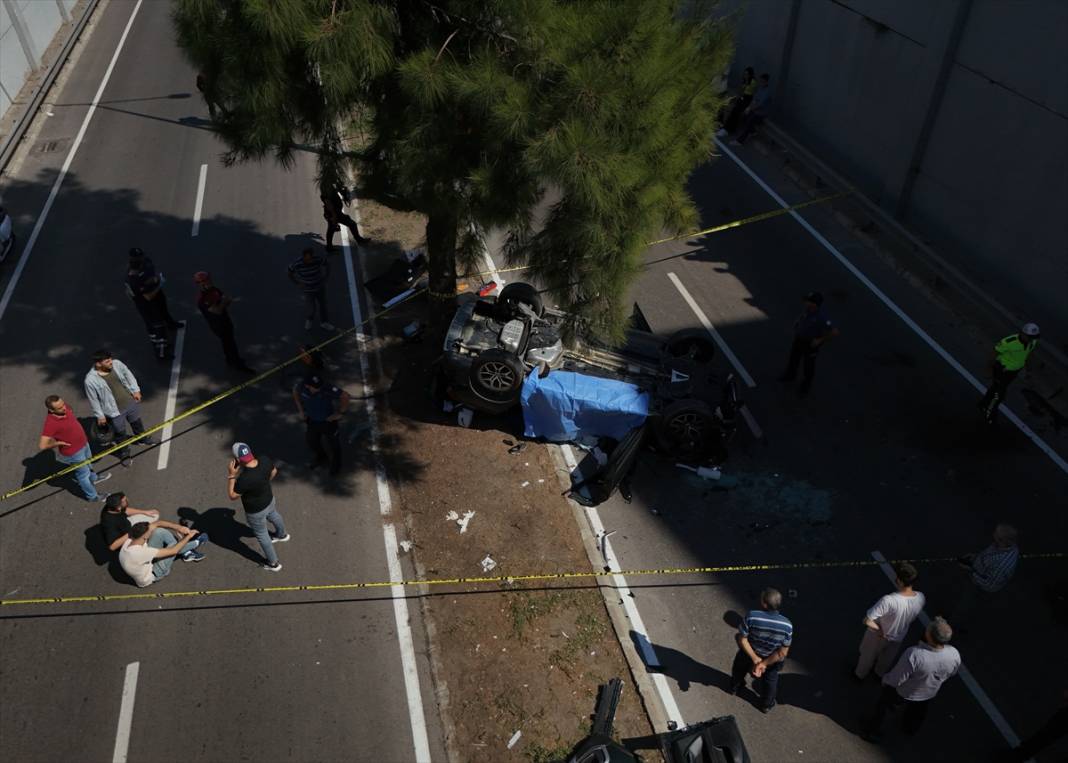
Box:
560;443;686;730
667;272;757;389
111;661;140;763
870;551;1021;749
342;224;432;763
156;326;186;470
0;0;144;323
191;163;207;237
716;138;1068;477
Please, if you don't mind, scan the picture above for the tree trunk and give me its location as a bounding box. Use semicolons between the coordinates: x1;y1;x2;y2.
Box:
425;212;459;330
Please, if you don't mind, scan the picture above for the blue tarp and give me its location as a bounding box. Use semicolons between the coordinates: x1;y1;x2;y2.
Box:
521;370;650;442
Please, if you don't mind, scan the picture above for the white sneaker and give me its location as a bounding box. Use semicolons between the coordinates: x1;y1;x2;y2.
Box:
270;534;291;544
304;319;313;330
320;322;336;331
263;562;283;572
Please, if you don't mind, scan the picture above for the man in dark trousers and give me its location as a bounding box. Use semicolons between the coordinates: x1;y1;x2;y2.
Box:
863;617;960;741
979;322;1040;424
733;73;770;144
126;247;182;359
321;186;368;252
293;373;351;475
729;588;793;713
288;247;335;331
779;291;839;396
194;271;253;373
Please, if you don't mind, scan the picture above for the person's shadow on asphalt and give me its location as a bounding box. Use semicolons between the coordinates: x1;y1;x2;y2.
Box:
177;506;262;564
83;525;129;584
642;635;734;693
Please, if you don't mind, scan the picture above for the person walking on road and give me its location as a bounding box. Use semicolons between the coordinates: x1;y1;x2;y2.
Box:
85;349;157;467
39;395;111;501
322;186;368;252
854;562;925;681
293;374;351;475
126;247;183;359
732;73;770;145
863;616;960;741
119;519;206;587
954;523;1019;632
194;271;253;372
979;323;1040;424
778;291;839;395
717;66;756;137
227;442;289;572
195;71;220;120
288;247;335;332
729;587;793;713
102;492;208;561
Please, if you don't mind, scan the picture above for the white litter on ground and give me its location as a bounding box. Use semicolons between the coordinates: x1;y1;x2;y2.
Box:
481;555;497;572
520;481;530;487
445;510;459;521
457;510;475;533
507;730;522;749
399;540;413;552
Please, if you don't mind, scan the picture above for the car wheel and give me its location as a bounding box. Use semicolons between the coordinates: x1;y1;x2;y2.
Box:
469;349;526;404
654;399;718;456
497;282;544;318
664;328;716;364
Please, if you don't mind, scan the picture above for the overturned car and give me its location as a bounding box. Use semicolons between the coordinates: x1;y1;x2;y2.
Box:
436;283;742;462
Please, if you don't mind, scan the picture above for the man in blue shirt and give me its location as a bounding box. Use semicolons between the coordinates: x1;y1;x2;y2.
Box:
778;291;839;396
293;374;351;475
730;588;793;712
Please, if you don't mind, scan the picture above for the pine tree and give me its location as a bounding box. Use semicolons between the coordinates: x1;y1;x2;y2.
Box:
173;0;732;337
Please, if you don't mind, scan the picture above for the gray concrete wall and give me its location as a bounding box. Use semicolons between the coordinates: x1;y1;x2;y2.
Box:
0;0;78;114
726;0;1068;334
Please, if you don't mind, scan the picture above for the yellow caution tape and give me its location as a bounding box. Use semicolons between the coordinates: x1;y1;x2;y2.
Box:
2;552;1062;608
464;192;848;280
0;287;426;502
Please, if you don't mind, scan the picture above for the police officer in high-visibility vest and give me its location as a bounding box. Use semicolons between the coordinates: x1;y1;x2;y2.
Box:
979;323;1040;424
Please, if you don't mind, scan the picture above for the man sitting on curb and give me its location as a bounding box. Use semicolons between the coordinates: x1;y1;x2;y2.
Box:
101;492;207;561
118;517;209;587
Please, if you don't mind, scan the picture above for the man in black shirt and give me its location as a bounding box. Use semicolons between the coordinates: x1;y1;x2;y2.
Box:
100;492;207;561
194;271;253;373
126;248;183;359
227;442;288;571
321;186;368;252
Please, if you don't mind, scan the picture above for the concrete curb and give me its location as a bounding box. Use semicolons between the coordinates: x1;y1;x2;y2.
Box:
546;442;672;736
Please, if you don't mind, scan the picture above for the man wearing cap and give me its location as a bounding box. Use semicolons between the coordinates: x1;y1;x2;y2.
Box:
778;292;840;395
84;349;156;467
227;442;288;572
38;395;111;501
126;247;182;359
101;492;208;561
194;271;253;373
979;323;1040;424
863;616;961;741
293;375;351;475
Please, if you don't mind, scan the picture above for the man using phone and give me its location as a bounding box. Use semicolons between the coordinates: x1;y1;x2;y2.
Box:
227;442;289;572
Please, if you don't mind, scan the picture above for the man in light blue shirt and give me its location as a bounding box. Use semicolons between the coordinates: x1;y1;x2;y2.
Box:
84;349;156;465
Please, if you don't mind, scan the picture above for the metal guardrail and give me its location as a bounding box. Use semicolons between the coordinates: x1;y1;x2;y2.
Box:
0;0;101;173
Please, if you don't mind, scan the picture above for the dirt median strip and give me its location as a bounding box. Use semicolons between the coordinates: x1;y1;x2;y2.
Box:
358;198;656;761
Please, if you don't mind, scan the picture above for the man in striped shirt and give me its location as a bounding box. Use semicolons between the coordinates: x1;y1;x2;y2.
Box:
729;588;793;712
288;247;335;332
954;524;1019;632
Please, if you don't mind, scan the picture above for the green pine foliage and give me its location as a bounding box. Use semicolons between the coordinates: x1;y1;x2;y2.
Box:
173;0;732;337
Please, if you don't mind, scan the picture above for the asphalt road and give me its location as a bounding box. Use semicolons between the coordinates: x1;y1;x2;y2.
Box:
567;138;1068;759
0;3;444;762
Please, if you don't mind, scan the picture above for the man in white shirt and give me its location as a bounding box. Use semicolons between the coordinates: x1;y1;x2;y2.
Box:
863;616;961;741
854;562;925;680
119;521;204;587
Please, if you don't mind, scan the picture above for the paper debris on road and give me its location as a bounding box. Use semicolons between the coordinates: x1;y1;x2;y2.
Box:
399;540;413;553
507;730;522;749
481;555;497;572
457;510;475;533
520;480;530;487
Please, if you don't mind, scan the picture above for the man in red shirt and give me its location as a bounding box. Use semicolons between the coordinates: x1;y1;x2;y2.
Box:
194;271;253;373
39;395;112;501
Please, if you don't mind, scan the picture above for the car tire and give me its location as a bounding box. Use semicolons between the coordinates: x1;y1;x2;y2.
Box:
469;349;526;404
664;328;716;364
654;398;719;456
497;282;544;318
